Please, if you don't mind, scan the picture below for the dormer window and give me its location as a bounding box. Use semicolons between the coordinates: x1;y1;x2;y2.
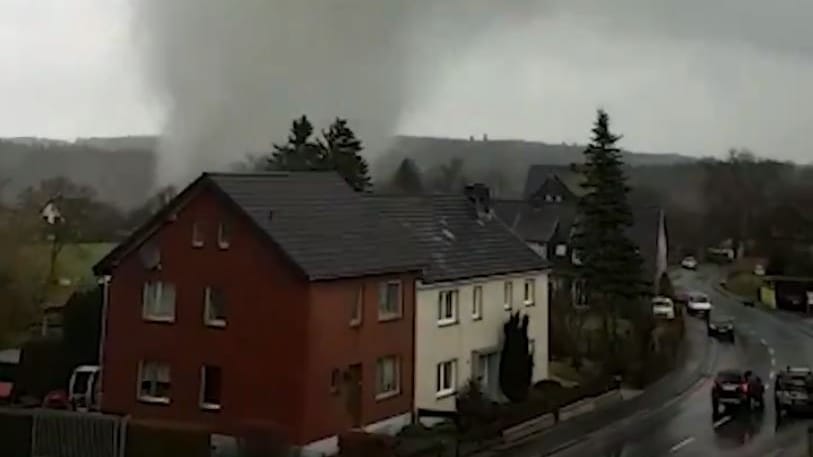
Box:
554;195;562;202
545;194;553;202
217;222;230;249
192;222;204;248
555;244;567;257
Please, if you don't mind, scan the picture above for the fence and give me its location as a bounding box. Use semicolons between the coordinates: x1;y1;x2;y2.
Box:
0;407;126;457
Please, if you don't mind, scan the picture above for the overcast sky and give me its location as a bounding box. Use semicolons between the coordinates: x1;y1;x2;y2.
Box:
2;0;813;163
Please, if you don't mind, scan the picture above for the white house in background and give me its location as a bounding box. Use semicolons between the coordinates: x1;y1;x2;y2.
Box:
371;184;550;413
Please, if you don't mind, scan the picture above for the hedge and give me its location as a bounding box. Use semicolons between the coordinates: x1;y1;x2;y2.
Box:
0;410;33;457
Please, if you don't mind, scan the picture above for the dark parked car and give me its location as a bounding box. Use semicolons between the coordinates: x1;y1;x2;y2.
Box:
712;369;764;417
775;367;813;419
708;317;735;342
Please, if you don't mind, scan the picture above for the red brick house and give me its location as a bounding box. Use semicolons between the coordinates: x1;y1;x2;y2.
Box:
93;172;425;454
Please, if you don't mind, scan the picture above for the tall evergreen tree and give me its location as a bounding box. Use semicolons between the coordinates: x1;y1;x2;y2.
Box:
498;313;533;402
320;118;372;192
390;158;424;194
572;109;645;364
266;115;324;171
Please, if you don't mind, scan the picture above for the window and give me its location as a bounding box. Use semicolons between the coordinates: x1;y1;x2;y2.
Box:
204;286;226;327
330;368;341;394
555;244;567;257
436;360;457;397
199;365;222;410
503;281;513;310
192;222;204;247
217;222;230;249
524;279;535;306
376;356;400;398
350;285;363;327
138;361;171;403
142;281;176;322
437;290;458;325
378;281;402;320
545;194;553;202
554;195;563;202
472;286;483;320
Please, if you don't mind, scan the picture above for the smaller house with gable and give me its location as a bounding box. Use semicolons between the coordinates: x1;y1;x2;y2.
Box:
371;184;550;413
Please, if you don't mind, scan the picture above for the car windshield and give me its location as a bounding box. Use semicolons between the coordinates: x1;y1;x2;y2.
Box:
691;294;708;302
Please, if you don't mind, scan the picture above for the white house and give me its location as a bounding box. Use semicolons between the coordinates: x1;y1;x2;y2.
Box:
414;270;549;410
370;184;551;413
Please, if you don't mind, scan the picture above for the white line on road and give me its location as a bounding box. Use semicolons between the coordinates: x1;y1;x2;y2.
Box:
769;347;775;356
760;338;768;346
771;357;776;367
712;415;732;428
669;437;695;453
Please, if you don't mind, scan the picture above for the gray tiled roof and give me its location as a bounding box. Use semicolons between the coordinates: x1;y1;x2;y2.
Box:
207;172;426;280
493;200;576;243
369;194;549;284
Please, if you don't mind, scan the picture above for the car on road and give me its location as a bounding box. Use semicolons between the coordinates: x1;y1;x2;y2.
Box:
681;256;698;270
687;292;713;317
774;366;813;418
711;369;764;417
652;296;676;320
707;316;735;342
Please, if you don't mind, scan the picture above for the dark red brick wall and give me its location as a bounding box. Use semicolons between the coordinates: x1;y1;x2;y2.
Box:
101;186;310;441
301;274;416;443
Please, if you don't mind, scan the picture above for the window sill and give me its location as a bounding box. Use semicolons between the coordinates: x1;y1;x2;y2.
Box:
349;320;362;328
377;313;402;323
375;390;400;402
200;403;221;412
472;315;482;321
205;320;227;328
503;305;512;311
143;316;175;324
524;301;535;307
437;318;458;327
192;242;204;249
138;396;170;405
435;389;456;400
217;242;230;250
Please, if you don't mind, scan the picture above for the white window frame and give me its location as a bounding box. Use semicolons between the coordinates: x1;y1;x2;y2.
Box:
376;356;400;399
192;221;204;248
142;281;176;323
217;221;230;249
437;290;458;326
504;281;513;310
199;365;222;411
524;279;535;306
555;244;567;257
472;285;483;320
378;281;403;321
137;361;171;404
436;359;457;398
350;285;364;327
204;286;226;327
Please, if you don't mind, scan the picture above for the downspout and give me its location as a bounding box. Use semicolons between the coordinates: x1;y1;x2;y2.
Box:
97;274;112;407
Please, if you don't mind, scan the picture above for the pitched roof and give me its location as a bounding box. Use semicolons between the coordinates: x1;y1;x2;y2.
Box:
523;165;586;199
95;172;426;281
493;200;575;243
369;194;549;284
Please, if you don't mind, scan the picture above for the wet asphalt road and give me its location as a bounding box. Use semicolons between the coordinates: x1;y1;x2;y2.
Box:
552;266;813;457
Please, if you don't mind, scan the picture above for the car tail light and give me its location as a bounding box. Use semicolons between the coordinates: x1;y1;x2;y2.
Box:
741;383;749;393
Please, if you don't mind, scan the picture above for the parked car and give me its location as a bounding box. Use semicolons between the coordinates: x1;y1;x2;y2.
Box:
712;369;764;417
42;389;70;409
652;296;676;320
687;292;713;317
707;316;735;342
681;256;698;270
774;367;813;419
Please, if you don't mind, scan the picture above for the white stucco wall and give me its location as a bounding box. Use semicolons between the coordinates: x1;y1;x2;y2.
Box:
414;271;550;412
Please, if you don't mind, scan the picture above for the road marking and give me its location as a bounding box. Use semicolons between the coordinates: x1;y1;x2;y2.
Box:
712;415;732;428
771;357;776;367
769;347;775;356
669;437;695;453
770;371;775;380
760;338;768;346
